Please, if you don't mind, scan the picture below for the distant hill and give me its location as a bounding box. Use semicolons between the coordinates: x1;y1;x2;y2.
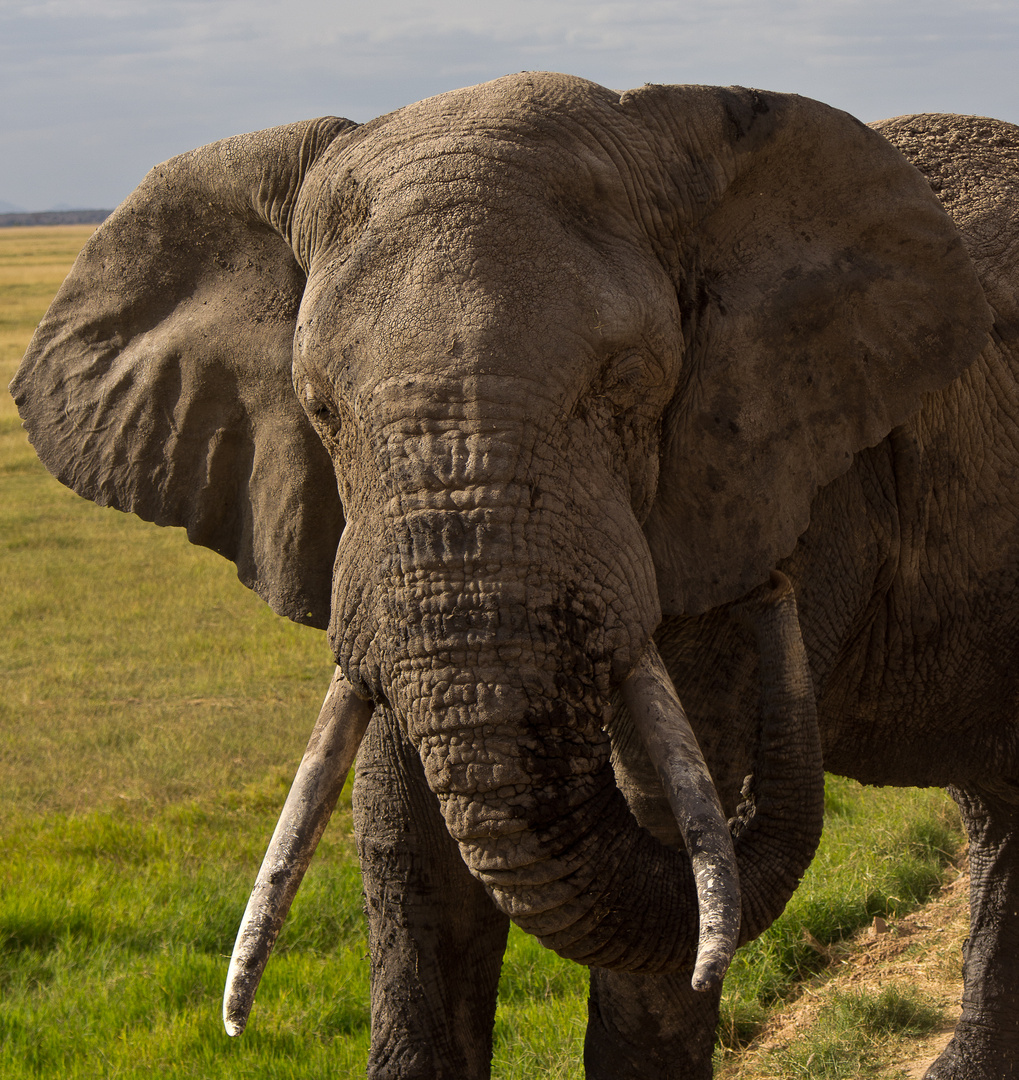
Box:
0;209;112;228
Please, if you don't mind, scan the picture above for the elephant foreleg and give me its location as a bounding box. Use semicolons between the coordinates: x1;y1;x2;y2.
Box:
353;706;510;1080
585;969;720;1079
926;782;1019;1080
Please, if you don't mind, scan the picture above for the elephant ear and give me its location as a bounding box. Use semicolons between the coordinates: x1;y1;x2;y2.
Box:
11;116;355;629
625;86;993;615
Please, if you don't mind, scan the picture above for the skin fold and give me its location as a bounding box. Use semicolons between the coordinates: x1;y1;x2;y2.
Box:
9;74;1018;1078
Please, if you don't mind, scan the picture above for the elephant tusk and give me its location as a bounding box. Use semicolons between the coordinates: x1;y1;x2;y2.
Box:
222;666;373;1037
621;641;741;992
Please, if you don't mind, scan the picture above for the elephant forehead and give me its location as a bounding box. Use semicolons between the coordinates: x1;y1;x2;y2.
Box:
343;72;634;186
322;143;635;259
300;85;655;260
300;215;650;365
375;249;605;344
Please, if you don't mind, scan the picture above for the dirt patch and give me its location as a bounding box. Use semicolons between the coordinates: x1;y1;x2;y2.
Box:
718;860;970;1078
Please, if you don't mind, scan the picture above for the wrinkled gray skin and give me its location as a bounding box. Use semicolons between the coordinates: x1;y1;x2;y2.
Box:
10;74;1018;1078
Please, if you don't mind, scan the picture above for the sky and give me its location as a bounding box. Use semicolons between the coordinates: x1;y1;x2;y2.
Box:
2;0;1018;211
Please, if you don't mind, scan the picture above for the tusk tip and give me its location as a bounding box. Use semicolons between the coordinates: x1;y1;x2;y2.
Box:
690;951;731;992
223;992;251;1037
223;1012;247;1037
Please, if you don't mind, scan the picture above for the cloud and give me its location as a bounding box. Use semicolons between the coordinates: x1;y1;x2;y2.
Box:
1;0;1017;207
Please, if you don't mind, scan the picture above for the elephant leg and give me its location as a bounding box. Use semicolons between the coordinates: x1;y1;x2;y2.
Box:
353;706;510;1080
585;968;720;1080
925;782;1019;1080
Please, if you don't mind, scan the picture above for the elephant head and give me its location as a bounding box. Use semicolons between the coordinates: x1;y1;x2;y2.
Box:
11;73;992;1029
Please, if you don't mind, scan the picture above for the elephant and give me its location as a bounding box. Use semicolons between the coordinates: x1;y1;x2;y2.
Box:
10;71;1019;1078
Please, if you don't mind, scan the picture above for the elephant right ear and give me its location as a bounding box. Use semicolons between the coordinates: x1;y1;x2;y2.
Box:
623;87;994;616
11;117;356;629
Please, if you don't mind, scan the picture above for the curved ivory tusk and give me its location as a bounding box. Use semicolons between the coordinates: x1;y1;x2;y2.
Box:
621;641;741;992
223;667;373;1036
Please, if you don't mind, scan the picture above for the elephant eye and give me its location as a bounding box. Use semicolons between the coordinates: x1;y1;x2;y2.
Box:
588;351;671;427
302;383;342;435
609;353;646;388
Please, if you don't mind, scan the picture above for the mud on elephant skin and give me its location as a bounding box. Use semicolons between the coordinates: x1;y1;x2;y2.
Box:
10;73;1013;1078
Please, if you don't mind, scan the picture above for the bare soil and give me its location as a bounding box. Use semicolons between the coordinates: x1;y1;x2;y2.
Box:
718;860;970;1078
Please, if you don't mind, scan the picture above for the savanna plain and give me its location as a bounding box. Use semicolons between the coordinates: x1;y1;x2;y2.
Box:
1;226;968;1078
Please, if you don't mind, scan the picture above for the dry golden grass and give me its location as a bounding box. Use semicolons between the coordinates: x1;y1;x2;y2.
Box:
1;225;333;818
718;863;968;1078
0;226;97;387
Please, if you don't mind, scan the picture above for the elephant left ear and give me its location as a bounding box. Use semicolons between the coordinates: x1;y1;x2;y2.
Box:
625;86;994;615
11;117;355;628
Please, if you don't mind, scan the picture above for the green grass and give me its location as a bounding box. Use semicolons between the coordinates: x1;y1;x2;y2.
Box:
1;227;963;1078
1;797;371;1079
764;986;944;1078
716;780;960;1055
0;781;956;1079
0;795;587;1079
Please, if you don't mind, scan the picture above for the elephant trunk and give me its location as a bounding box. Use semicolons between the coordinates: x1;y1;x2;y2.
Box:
732;571;825;943
222;574;822;1033
395;571;820;975
222;392;823;1024
390;638;737;977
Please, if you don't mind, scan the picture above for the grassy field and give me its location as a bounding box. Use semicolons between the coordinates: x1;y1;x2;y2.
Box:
1;227;964;1078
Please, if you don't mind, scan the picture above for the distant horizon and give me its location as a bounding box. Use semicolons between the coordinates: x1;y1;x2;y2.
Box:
0;202;114;215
